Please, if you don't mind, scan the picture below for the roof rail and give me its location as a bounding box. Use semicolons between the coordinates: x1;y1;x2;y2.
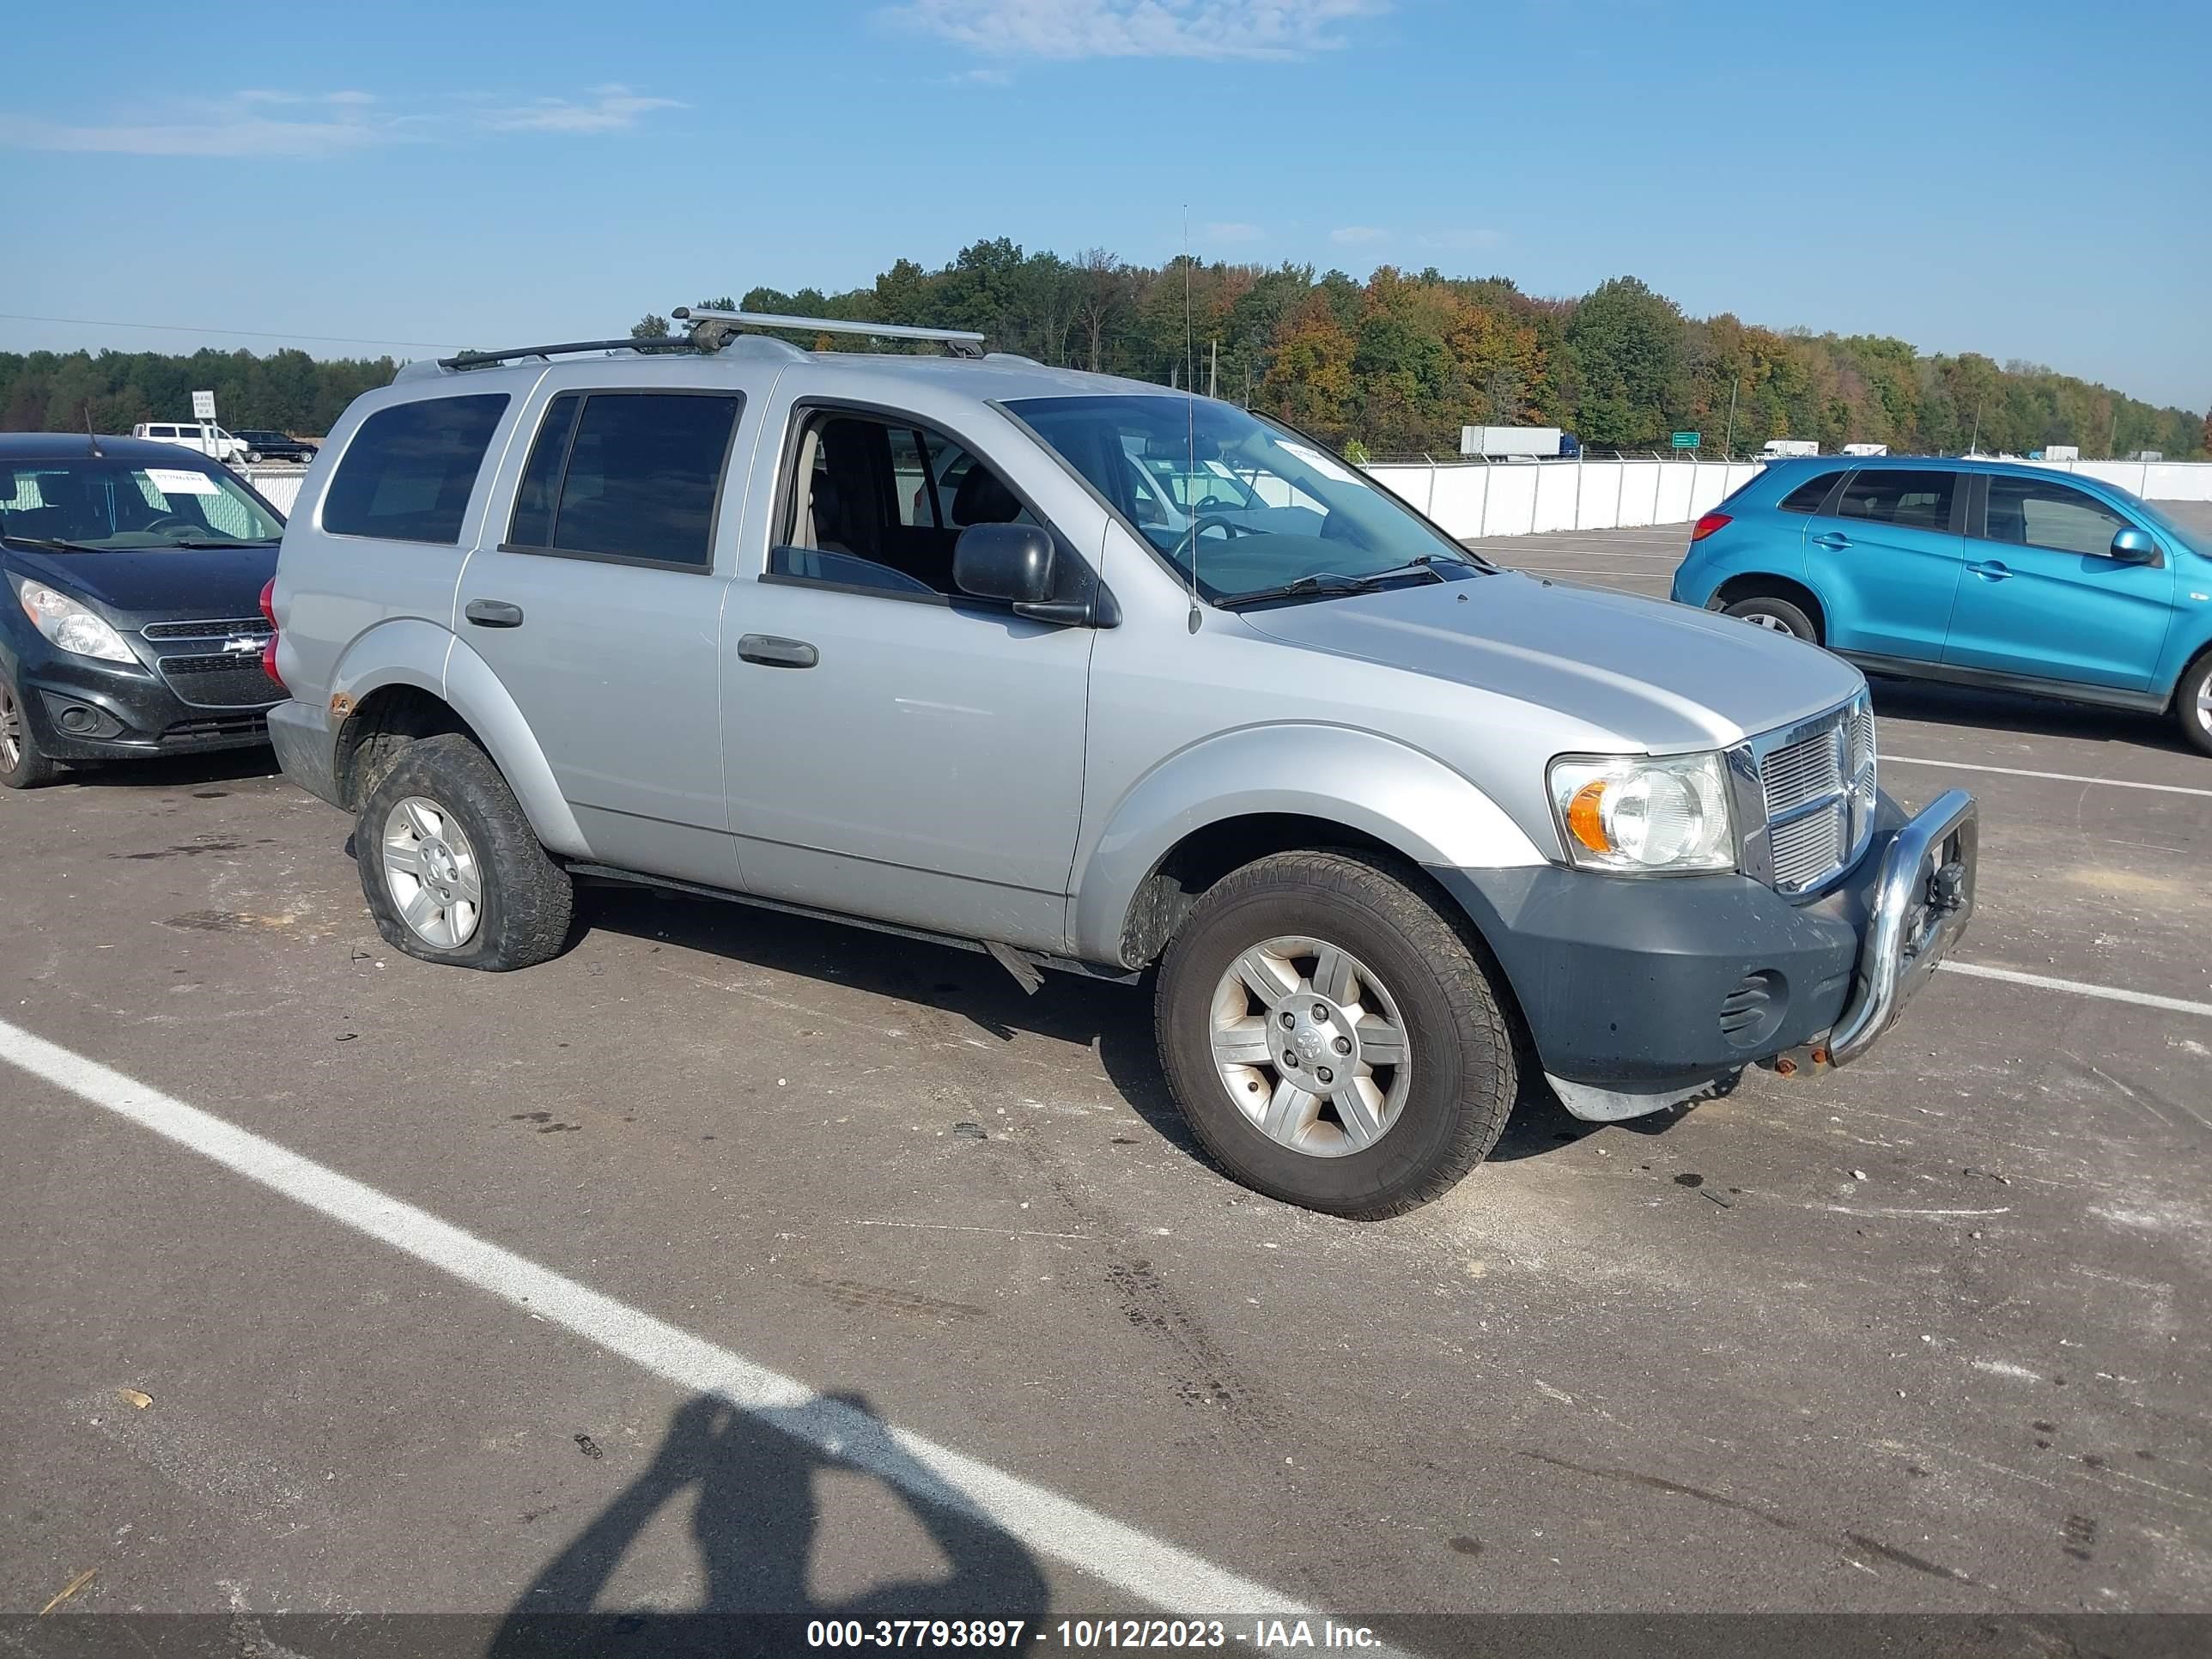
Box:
440;337;701;372
673;307;988;358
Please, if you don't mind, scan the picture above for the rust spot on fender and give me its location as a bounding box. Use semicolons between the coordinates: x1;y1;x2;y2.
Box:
330;691;356;718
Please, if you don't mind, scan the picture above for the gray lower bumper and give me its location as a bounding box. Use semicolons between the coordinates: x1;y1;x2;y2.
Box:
266;699;343;809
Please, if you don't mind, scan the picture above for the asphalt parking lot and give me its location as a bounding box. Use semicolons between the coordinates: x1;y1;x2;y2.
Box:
5;512;2211;1646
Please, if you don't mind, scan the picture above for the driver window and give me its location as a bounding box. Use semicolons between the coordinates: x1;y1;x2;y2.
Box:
774;410;1032;599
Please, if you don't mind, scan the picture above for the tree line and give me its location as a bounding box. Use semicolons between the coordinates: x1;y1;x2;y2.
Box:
640;240;2207;461
0;346;397;440
3;241;2201;462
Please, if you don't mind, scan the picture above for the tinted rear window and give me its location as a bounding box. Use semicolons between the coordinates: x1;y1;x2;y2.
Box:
508;391;740;568
1777;471;1844;513
324;394;509;544
1835;469;1957;532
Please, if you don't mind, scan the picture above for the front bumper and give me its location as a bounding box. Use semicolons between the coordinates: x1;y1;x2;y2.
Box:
1429;788;1978;1120
9;638;276;761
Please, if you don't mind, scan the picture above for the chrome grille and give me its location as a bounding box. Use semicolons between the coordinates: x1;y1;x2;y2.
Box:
1747;694;1877;895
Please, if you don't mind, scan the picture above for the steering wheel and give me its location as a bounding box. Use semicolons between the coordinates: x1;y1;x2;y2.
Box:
1190;513;1252;543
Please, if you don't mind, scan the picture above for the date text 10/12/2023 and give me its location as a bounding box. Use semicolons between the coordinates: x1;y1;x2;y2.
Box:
805;1619;1385;1650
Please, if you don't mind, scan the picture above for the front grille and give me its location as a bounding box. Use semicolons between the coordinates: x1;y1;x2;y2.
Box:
1751;695;1876;895
155;653;285;709
141;617;271;641
162;712;267;742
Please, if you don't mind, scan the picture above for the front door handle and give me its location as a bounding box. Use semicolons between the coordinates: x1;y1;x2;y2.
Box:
1813;532;1852;550
465;599;526;628
1967;560;2012;581
738;634;818;669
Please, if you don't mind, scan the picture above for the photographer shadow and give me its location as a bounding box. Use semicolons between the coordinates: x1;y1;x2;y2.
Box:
491;1389;1049;1658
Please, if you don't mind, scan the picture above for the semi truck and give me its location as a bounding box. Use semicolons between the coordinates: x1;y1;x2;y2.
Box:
1460;425;1579;459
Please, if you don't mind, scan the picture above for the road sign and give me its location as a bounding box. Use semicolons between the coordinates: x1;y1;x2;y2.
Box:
191;390;217;422
1670;431;1700;449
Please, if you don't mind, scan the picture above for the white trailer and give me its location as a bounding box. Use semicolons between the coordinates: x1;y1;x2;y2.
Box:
1461;425;1565;459
2042;444;2080;462
1840;443;1888;457
1761;439;1820;459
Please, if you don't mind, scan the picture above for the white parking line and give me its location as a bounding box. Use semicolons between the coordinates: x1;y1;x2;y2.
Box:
1940;961;2212;1019
1885;756;2212;799
0;1015;1320;1621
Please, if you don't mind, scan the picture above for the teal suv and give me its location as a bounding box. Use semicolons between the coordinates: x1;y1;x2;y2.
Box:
1671;456;2212;754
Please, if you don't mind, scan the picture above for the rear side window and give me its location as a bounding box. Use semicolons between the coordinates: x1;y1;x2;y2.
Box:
324;393;509;544
506;390;740;568
1835;469;1957;532
1777;471;1844;513
1984;477;2132;557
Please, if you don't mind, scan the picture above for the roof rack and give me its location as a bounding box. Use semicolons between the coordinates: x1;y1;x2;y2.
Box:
673;307;988;358
440;337;701;372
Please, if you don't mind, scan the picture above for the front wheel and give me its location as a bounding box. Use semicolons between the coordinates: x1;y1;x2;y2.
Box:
2176;653;2212;757
1155;849;1517;1218
356;732;573;969
0;676;59;788
1722;593;1820;642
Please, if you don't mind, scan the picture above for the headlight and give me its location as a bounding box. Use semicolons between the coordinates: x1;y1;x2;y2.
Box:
1548;750;1736;874
16;581;137;664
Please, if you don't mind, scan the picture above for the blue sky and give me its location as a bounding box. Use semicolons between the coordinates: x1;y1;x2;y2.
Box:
3;0;2205;409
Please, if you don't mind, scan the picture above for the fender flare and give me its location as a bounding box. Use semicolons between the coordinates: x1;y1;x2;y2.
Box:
1070;722;1548;965
331;619;591;859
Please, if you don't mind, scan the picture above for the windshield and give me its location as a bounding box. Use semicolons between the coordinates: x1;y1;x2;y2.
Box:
1007;394;1481;602
2105;484;2208;553
0;457;283;549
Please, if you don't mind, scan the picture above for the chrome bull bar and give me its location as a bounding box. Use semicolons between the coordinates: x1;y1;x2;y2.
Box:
1820;788;1978;1068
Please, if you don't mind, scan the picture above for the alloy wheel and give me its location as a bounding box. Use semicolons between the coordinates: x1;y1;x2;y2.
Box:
381;795;483;949
0;686;22;772
1208;935;1412;1158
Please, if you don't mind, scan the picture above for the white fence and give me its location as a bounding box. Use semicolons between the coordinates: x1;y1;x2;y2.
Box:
240;456;2211;542
1365;456;2212;542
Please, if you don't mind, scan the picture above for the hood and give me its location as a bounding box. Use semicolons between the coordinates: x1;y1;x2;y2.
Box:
1237;569;1864;750
4;544;279;623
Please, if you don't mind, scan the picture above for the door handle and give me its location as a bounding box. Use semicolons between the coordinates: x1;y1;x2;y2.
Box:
465;599;526;627
1967;561;2012;581
738;634;818;668
1813;532;1851;550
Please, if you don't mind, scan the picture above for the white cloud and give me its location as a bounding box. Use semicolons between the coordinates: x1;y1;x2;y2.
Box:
891;0;1384;60
0;91;398;158
478;84;684;134
1204;221;1265;243
1329;225;1389;245
948;66;1015;84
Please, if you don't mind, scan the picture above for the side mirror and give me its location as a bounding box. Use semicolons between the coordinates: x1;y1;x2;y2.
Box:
954;523;1055;605
2110;526;2160;564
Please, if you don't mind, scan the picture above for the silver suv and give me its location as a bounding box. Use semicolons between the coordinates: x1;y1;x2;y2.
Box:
264;308;1978;1218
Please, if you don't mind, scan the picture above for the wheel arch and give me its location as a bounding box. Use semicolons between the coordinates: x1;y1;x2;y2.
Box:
1072;725;1548;969
326;624;588;857
1711;573;1828;642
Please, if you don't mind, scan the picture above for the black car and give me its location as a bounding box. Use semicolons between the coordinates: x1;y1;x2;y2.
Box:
232;429;318;464
1;434;287;787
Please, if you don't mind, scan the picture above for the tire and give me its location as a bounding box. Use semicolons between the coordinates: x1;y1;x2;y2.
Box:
356;732;573;970
0;675;59;788
1722;593;1820;642
2175;652;2212;757
1154;848;1516;1219
243;450;262;465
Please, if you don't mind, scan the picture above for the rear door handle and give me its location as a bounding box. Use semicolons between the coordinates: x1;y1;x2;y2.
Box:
738;634;818;669
465;599;526;628
1967;561;2012;581
1813;532;1851;550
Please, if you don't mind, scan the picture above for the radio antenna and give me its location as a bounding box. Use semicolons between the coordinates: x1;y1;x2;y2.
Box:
1182;206;1200;635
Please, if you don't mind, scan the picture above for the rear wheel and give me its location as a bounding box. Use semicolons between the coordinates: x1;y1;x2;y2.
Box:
1722;593;1820;643
2175;653;2212;757
356;732;573;969
1155;849;1516;1219
0;676;59;788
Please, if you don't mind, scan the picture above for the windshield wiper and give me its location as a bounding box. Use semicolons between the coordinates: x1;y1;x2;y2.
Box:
1214;558;1450;610
0;534;109;554
160;538;280;550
